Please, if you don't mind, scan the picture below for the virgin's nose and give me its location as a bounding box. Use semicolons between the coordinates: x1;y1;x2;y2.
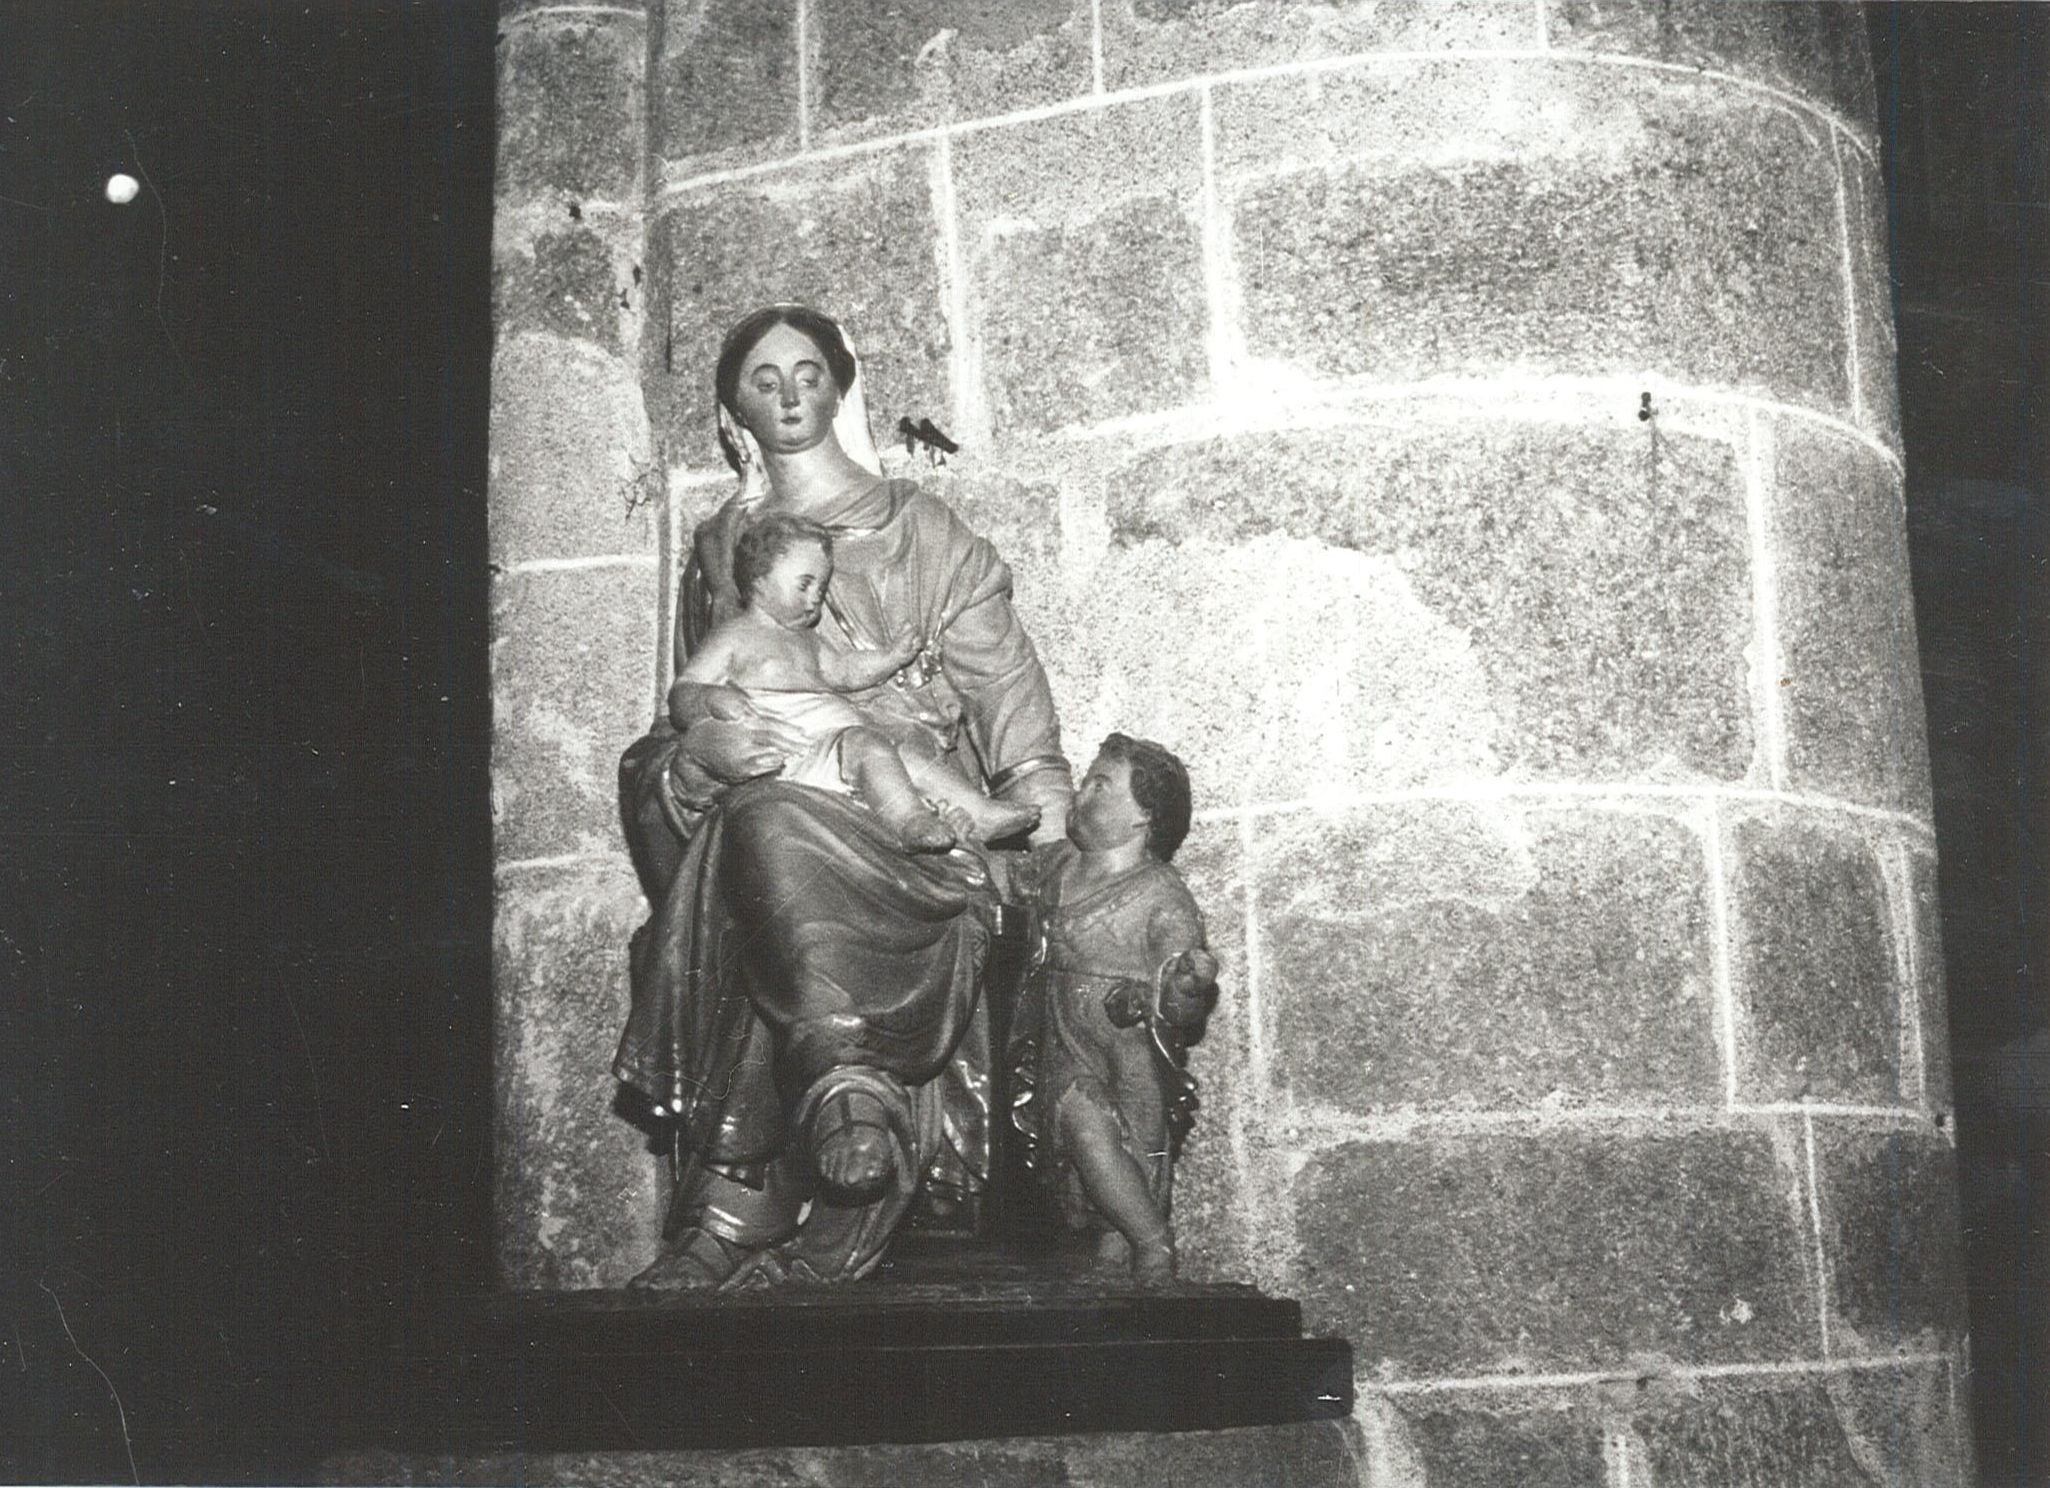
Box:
778;378;800;409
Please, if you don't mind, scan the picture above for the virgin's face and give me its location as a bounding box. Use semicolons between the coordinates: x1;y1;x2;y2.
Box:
729;322;841;456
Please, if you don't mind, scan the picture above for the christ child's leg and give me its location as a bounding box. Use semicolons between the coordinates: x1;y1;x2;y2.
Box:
837;726;955;851
1055;1095;1176;1285
900;755;1039;843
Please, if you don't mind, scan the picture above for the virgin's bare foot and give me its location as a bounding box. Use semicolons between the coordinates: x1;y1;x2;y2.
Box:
813;1089;897;1200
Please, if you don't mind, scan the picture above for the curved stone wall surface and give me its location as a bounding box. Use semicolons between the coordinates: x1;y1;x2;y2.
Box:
490;3;1970;1479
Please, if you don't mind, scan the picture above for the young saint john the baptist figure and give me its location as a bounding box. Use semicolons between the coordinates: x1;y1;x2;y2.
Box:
1013;734;1220;1285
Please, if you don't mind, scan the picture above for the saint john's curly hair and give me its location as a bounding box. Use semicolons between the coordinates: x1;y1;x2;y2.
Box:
1098;732;1192;863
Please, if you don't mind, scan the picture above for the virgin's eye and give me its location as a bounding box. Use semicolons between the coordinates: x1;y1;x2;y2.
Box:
753;376;777;395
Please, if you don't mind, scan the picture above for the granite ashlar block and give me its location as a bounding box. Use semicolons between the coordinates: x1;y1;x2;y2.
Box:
493;859;664;1290
812;0;1091;138
1633;1363;1963;1488
488;335;655;566
323;1420;1365;1487
1261;803;1721;1112
1154;818;1258;1284
1101;0;1535;92
493;223;634;358
651;149;950;470
978;195;1209;439
1814;1125;1968;1353
1295;1126;1816;1375
491;564;661;864
501;0;650;15
1224;60;1852;419
497;14;644;203
656;0;800;168
1726;813;1902;1105
1767;423;1931;816
1548;0;1880;142
1077;418;1751;800
1908;852;1954;1113
1374;1393;1608;1488
950;95;1209;441
1844;150;1903;442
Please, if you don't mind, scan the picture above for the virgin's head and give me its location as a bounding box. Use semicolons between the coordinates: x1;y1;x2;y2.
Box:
715;305;858;467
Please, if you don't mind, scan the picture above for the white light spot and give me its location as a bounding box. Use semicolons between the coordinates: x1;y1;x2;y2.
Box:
105;173;139;205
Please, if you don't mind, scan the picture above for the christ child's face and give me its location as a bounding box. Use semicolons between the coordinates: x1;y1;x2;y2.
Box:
754;539;832;630
1068;753;1149;853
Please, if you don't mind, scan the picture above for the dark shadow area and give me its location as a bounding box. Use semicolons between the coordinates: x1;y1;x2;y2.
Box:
1871;5;2048;1483
0;4;496;1481
0;2;2041;1482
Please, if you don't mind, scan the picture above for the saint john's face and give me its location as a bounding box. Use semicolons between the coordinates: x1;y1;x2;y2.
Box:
1068;754;1148;852
753;540;832;630
730;322;841;456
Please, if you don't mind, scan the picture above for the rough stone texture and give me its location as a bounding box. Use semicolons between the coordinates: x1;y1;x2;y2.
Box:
493;860;663;1290
491;564;661;863
1101;0;1537;91
651;148;950;470
1260;803;1720;1113
1813;1124;1968;1354
1908;851;1954;1113
497;15;644;203
322;1420;1365;1486
1222;61;1852;419
494;222;639;357
1369;1391;1608;1488
950;94;1208;441
1154;818;1258;1285
657;0;800;168
1547;0;1879;142
979;195;1209;439
489;336;656;566
1633;1364;1961;1488
1048;417;1751;804
1295;1125;1816;1376
1844;149;1903;443
502;0;651;15
1767;422;1931;816
1726;813;1902;1105
812;0;1092;138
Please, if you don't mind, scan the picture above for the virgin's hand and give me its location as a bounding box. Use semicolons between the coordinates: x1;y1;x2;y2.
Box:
682;716;797;784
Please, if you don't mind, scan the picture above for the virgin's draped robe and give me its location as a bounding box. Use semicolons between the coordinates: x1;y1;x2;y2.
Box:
616;479;1068;1262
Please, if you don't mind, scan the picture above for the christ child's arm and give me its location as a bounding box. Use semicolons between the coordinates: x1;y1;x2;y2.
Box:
668;624;755;731
815;627;923;693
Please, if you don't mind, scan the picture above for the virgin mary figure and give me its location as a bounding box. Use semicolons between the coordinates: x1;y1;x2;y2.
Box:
615;305;1072;1288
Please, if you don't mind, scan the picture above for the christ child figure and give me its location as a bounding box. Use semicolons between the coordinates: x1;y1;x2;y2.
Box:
668;510;1040;852
1019;733;1219;1285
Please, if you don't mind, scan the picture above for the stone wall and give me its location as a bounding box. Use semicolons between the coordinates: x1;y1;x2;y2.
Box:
490;2;1972;1480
